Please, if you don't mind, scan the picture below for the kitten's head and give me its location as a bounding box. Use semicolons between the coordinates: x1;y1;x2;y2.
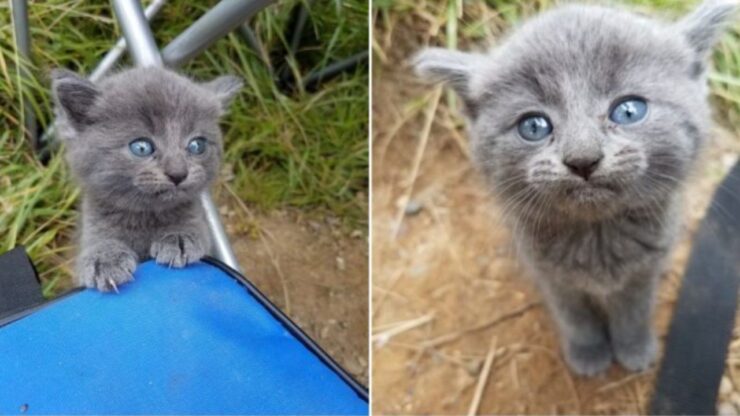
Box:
415;0;736;221
52;67;242;210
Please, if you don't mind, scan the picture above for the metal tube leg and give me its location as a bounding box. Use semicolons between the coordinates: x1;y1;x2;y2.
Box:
112;0;241;271
111;0;163;67
161;0;276;68
10;0;38;150
92;0;168;80
200;194;240;269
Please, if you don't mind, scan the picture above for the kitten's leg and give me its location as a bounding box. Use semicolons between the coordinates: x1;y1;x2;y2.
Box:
539;281;612;376
150;228;208;268
604;276;658;372
77;239;138;292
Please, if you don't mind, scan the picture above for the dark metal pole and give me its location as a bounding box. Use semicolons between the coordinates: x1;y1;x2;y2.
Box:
288;2;312;57
302;51;369;92
239;23;273;74
10;0;38;150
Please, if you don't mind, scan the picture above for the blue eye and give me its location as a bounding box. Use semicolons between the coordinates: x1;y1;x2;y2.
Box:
129;138;155;157
187;137;207;155
610;97;648;125
517;115;552;142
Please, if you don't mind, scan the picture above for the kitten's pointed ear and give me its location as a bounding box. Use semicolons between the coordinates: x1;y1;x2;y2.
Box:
202;75;243;111
51;68;99;130
412;48;487;116
677;0;737;61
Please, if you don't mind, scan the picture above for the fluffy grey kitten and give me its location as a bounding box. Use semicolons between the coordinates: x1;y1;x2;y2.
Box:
415;0;736;376
51;67;242;292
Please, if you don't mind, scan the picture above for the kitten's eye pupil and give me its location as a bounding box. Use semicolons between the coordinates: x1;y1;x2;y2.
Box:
128;138;155;157
610;98;647;125
517;115;552;142
187;137;207;155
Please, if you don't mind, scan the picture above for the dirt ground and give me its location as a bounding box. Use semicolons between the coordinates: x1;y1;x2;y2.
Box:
219;200;369;386
371;23;740;414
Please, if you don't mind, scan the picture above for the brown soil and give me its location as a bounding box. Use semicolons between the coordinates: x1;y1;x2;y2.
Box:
371;17;740;415
221;204;369;386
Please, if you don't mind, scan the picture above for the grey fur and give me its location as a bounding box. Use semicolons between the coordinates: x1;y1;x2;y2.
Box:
414;0;736;376
51;67;242;292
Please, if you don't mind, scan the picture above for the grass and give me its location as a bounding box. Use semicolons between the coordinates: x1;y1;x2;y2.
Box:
0;0;368;296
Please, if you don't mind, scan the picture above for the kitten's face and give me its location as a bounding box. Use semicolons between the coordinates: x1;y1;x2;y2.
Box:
52;67;242;210
415;1;735;221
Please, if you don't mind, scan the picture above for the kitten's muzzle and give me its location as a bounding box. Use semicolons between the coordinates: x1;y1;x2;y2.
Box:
166;172;188;186
163;156;189;186
563;155;602;181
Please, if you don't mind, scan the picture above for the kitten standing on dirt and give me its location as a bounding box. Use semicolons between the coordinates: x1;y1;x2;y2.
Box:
52;67;242;292
415;0;737;376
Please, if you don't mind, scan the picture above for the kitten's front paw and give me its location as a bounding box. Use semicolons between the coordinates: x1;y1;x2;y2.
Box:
151;232;205;267
77;247;137;292
614;334;658;372
563;339;613;377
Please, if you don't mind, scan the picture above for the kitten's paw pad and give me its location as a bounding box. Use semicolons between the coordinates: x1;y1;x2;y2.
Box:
564;340;613;377
614;336;658;372
151;233;205;268
78;250;137;292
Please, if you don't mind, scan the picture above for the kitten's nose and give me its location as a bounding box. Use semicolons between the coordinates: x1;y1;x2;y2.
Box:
167;172;188;185
564;156;602;181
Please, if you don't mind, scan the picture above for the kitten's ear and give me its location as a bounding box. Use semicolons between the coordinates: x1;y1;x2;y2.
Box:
202;75;243;111
677;0;737;63
412;48;487;115
51;69;99;130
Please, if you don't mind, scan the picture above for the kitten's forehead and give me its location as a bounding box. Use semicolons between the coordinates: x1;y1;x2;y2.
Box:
476;5;691;106
94;68;219;131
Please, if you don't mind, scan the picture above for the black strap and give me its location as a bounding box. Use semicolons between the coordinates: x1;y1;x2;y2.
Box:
0;246;45;322
650;162;740;415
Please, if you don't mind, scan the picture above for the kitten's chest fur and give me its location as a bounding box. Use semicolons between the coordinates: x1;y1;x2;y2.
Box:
514;200;681;293
81;197;203;258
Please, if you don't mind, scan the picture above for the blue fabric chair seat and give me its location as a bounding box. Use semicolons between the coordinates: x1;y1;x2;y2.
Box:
0;261;367;415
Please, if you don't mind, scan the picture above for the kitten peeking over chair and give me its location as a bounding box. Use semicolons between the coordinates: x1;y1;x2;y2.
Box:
51;67;242;292
414;0;736;376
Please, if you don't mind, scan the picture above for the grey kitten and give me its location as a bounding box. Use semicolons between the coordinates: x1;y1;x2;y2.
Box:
51;67;242;292
415;0;736;376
